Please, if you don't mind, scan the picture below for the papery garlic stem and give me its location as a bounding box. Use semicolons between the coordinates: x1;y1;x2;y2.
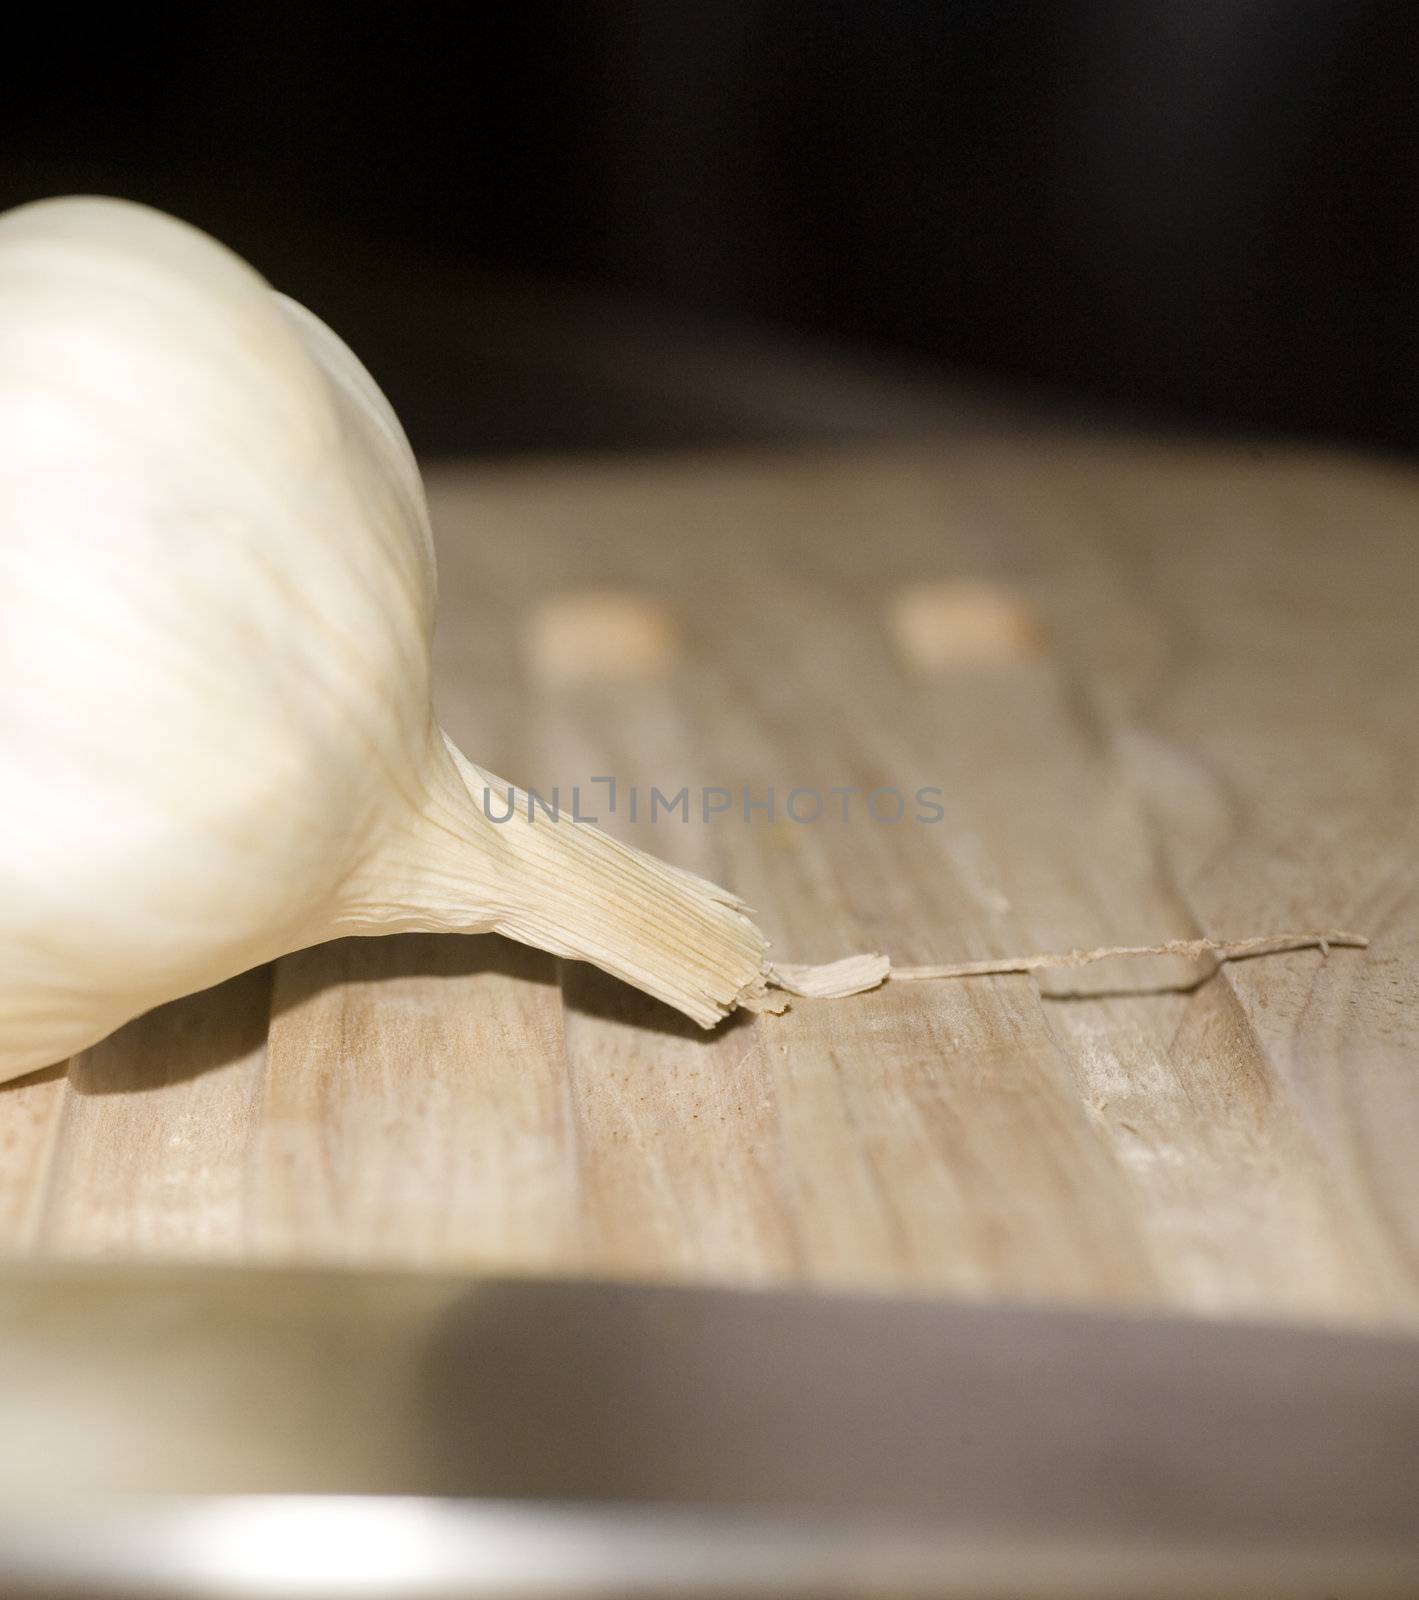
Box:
356;737;776;1027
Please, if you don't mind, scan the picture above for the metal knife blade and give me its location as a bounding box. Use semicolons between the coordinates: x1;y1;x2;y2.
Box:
0;1264;1415;1596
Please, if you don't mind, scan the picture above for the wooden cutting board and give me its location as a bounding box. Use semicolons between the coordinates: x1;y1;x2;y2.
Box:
3;437;1415;1330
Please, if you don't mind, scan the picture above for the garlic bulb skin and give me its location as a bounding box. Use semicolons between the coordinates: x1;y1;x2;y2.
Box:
0;196;453;1072
0;196;775;1084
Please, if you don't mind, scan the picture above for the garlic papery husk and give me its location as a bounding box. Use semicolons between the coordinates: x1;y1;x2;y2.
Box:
0;195;803;1085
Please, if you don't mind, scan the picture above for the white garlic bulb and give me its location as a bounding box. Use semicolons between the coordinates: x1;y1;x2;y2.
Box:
0;196;891;1085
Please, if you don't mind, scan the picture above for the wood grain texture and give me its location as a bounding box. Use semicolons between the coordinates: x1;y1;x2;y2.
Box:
2;438;1415;1328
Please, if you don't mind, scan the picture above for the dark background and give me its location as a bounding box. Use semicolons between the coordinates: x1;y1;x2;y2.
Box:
3;3;1414;454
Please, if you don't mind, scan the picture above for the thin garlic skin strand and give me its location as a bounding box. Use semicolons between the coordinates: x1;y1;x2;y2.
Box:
0;195;780;1084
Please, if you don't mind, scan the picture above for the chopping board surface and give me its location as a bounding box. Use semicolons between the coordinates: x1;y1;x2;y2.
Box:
4;438;1416;1330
